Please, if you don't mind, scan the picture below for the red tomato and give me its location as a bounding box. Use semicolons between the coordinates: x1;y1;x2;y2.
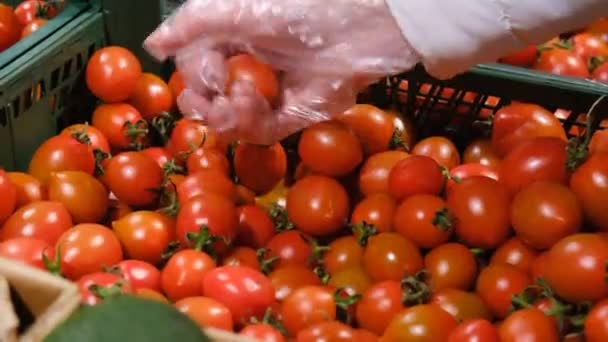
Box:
86;46;142;103
498;308;559;342
226;54;279;104
491;103;567;158
56;223;123;281
328;266;372;296
222;246;260;270
511;182;582;250
476;263;531;319
570;153;608;232
234;142;287;195
490;237;539;274
177;169;236;204
264;230;313;270
269;265;322;302
28;134;95;184
296;321;356;342
430;288;492;323
446;163;500;192
388;155;444;200
362;232;423;282
202;265;275;325
533;48;590;78
0;4;20;52
544;233;608;303
175;296;234;331
424;243;478;291
103;151;163;207
592;61;608;82
448;319;500;342
20;18;46;38
530;252;550;282
350;193;396;234
91;103;146;150
463;139;501;168
355;280;404;336
240;323;286;342
235;204;275;248
161;249;216;301
167;119;218;161
186;147;230;176
0;169;17;224
77;272;132;306
14;1;57;25
280;285;337;336
573;33;608;61
499;45;538;67
322;235;364;275
47;171;109;224
112;211;175;265
590;130;608;155
339;104;397;155
298;121;363;177
382;304;458;342
128;73;173;120
113;259;161;292
141;147;174;169
412;136;461;170
585;299;608;342
0;237;53;270
168;70;186;100
60;124;111;154
286;175;349;237
1;201;72;245
358;150;409;196
393;194;452;249
6;172;45;208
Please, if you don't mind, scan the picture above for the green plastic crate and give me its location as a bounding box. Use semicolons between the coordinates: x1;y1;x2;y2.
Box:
0;1;105;171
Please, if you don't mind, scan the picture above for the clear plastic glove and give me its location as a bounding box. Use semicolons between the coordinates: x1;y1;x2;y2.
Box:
144;0;420;145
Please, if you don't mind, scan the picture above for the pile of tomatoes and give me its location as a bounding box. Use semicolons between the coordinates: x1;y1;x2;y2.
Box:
0;0;64;53
1;44;608;342
499;17;608;83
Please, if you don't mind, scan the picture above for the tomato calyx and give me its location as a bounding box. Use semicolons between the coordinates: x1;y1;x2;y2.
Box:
255;248;279;275
123;119;149;151
334;288;362;326
432;208;454;232
588;56;606;72
185;225;224;259
401;271;431;306
157;240;181;268
267;203;294;232
68;125;109;176
37;0;62;18
42;245;62;276
313;265;331;285
565;95;607;170
101;264;124;277
306;237;330;268
350;221;378;246
150;112;178;145
248;308;289;338
389;128;410;151
88;281;127;300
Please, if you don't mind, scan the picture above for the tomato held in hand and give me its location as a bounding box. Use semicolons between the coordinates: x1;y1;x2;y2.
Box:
0;4;20;53
225;53;279;104
425;243;478;291
499;45;538;67
280;285;336;336
77;272;132;306
412;136;461;170
570;153;608;232
355;280;404;336
86;46;142;103
490;237;539;274
448;319;500;342
585;299;608;342
388;155;444;200
112;211;175;265
350;193;396;235
128;73;173;121
0;238;53;270
358;150;409;196
498;308;559;342
6;172;45;208
112;259;161;292
382;304;458;342
161;249;216;301
362;232;423;282
475;263;531;319
533;48;590;78
393;194;452;249
1;201;72;245
47;171;109;224
175;296;234;331
28;135;95;184
0;169;17;225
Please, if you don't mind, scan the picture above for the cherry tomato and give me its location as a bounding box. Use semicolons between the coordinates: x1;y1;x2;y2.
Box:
544;233;608;303
186;147;230;176
235;204;275;248
175;296;234;331
362;232;423;282
14;1;57;26
499;45;538;67
339;104;398;155
447;177;511;249
167;119;218;161
286;175;349;237
177;169;236;204
491;102;567;158
240;323;286;342
28;134;95;183
463;139;501;167
446;163;500;192
573;33;608;61
511;182;582;250
388;155;444;200
235;184;257;206
0;237;53;270
57;223;123;281
113;259;161;292
585;299;608;342
355;328;380;342
475;263;531;319
1;201;72;245
350;193;396;235
382;304;458;342
47;171;109;224
234;142;287;195
21;18;46;38
298;121;363;177
141;147;174;169
530;252;550;282
6;172;45;208
570;153;608;232
355;280;403;336
134;288;168;303
161;249;216;301
168;70;186;100
590;130;608;155
264;230;314;270
533;48;590;78
0;169;17;224
226;53;279;104
393;194;452;249
91;103;146;150
296;321;356;342
128;73;173;121
490;237;539;274
222;246;260;270
448;319;500;342
587;17;608;43
86;46;142;103
269;265;322;302
329;266;372;296
280;285;336;336
358;150;409;196
592;61;608;83
112;211;175;265
77;272;132;306
202;265;275;325
498;307;559;342
424;243;478;291
430;289;492;322
322;235;364;275
412;136;461;170
0;4;20;53
60;124;111;154
103;151;163;208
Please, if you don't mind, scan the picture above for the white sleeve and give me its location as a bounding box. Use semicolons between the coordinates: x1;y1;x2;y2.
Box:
385;0;608;79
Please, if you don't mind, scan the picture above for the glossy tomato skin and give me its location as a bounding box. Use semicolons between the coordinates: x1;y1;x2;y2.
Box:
388;155;444;200
322;235;363;275
463;139;501;167
177;169;237;204
573;33;608;61
498;308;560;342
328;266;372;297
447;319;500;342
234;142;287;195
412;136;461;170
57;223;123;281
0;4;20;53
167;119;218;161
382;304;458;342
592;61;608;83
0;237;53;270
161;249;216;301
103;152;163;208
235;204;275;248
286;175;349;237
77;272;132;306
298;121;363;177
21;18;46;38
175;296;234;331
393;194;452;249
590;130;608;155
490;237;539;274
114;259;161;292
86;46;142;102
446;163;500;193
28;135;95;184
129;73;173;120
47;171;109;224
226;54;279;103
350;193;396;234
264;230;313;270
475;263;531;319
7;172;45;208
91;103;146;150
112;211;175;265
355;280;403;336
0;169;17;224
585;299;608;342
511;182;582;249
296;321;356;342
570;153;608;232
425;243;478;291
240;323;286;342
141;147;173;169
1;201;72;245
269;265;322;302
339;104;396;156
491;102;567;157
280;285;336;336
533;48;590;78
202;265;275;325
544;233;608;303
168;70;185;100
362;232;423;282
499;45;538;67
222;246;260;269
358;150;409;196
186;147;230;176
447;177;511;249
60;124;111;154
14;1;57;26
429;289;492;322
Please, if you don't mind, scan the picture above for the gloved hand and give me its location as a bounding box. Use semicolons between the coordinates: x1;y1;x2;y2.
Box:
144;0;420;145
